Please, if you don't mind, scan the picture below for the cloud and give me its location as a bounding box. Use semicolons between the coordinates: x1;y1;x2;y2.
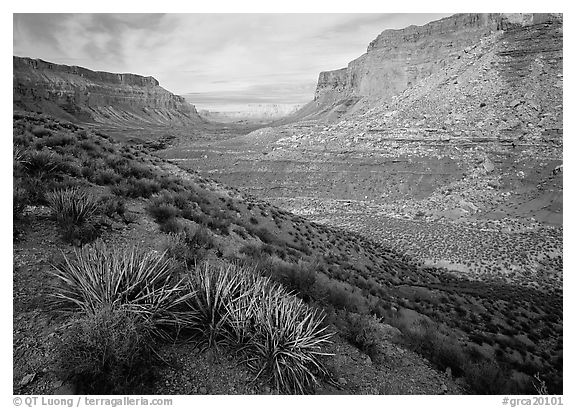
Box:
13;13;452;104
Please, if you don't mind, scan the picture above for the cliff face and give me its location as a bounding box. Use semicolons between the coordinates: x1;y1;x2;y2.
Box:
13;56;201;125
313;13;562;107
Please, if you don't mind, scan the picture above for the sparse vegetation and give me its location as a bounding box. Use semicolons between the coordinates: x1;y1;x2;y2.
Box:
13;111;562;395
56;307;156;394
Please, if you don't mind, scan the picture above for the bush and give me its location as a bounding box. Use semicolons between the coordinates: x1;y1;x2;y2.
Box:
396;318;468;378
56;308;156;394
112;178;161;198
50;240;194;336
99;195;126;219
93;168;121;185
13;186;29;220
147;200;180;223
41;133;77;148
276;263;317;300
463;360;509;394
162;228;213;268
31;126;53;137
344;313;384;362
254;227;277;244
159;217;185;234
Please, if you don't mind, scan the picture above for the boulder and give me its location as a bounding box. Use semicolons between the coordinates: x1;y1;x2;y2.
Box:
483;158;495;173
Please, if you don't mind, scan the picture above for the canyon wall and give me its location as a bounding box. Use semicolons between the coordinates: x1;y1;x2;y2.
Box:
13;56;201;126
313;13;562;108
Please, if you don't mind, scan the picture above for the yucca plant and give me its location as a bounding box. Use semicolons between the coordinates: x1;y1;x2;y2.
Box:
46;187;100;227
50;240;194;337
185;261;334;393
22;149;63;178
185;262;247;348
247;287;333;394
222;268;270;350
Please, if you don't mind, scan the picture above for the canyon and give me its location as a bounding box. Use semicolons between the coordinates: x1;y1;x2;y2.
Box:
197;103;303;124
13;12;564;395
162;13;563;288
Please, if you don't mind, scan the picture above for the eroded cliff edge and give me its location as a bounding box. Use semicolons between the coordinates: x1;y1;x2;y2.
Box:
306;13;562;122
13;56;201;126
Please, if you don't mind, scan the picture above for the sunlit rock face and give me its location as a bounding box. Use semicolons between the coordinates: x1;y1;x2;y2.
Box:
313;13;562;106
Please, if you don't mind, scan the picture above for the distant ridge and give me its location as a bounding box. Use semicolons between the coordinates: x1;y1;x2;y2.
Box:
13;56;202;126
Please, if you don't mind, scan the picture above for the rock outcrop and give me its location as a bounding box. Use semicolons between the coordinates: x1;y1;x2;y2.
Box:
13;56;202;126
307;13;562;121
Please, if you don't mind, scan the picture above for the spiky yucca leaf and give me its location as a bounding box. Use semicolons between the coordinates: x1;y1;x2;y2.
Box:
185;261;334;393
248;286;333;394
50;240;194;336
46;187;99;226
185;262;247;348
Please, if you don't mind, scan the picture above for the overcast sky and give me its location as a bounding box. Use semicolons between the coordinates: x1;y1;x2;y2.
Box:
13;13;452;106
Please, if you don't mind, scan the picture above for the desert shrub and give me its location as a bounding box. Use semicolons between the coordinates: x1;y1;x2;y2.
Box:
18;176;50;205
162;228;212;268
31;126;53;137
254;227;277;245
50;240;193;335
187;226;214;250
396;319;468;377
277;263;317;299
13;185;30;238
429;336;467;376
93;168;121;185
158;175;183;192
99;195;126;219
324;284;366;313
240;244;268;261
148;201;181;223
111;178;161;198
109;159;153;180
206;215;231;236
343;313;384;362
159;217;185;234
463;360;510;394
56;308;156;394
13;186;29;220
13;132;33;147
79;139;99;152
40;133;77;148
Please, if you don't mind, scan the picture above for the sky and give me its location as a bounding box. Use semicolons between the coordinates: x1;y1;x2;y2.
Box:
13;13;453;109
